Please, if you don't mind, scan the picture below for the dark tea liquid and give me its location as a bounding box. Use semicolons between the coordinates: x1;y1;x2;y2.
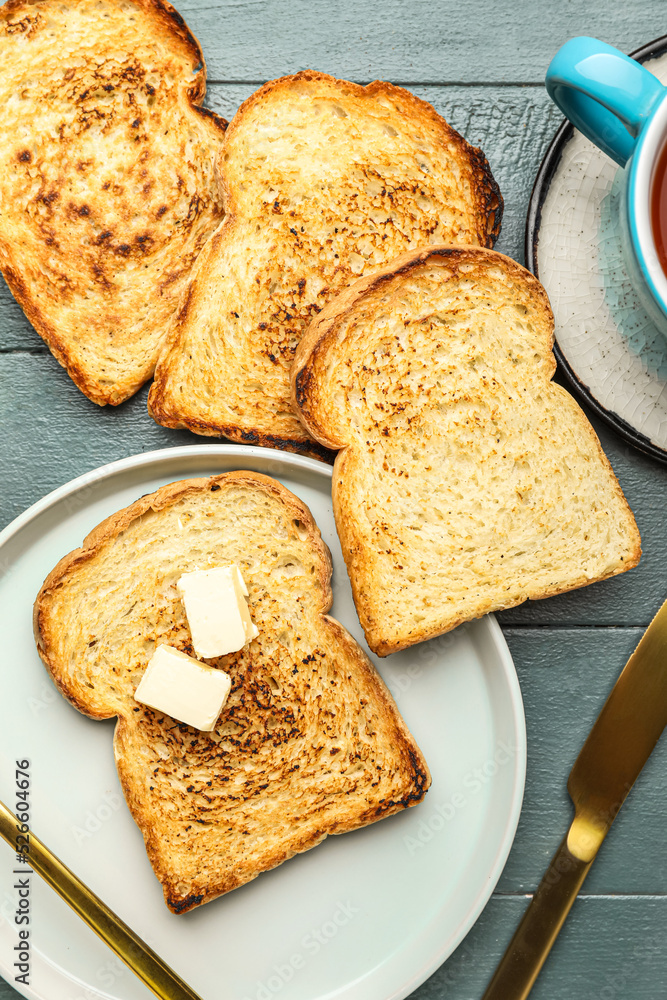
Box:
651;139;667;273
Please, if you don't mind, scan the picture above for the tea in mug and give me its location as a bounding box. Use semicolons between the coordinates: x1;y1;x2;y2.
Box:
651;139;667;273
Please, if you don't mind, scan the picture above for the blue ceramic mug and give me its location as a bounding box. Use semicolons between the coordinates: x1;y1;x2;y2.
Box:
546;36;667;335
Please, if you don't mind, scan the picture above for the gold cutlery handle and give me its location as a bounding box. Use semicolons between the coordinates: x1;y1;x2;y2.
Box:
481;828;593;1000
0;798;203;1000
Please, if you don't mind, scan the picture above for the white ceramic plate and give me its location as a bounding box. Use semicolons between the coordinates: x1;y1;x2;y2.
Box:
0;445;525;1000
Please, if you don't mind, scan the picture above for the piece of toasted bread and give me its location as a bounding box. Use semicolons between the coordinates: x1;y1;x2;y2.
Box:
34;471;430;913
148;71;502;459
0;0;227;405
292;246;641;656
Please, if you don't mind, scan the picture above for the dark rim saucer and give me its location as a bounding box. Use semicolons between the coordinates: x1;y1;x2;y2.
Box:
525;33;667;466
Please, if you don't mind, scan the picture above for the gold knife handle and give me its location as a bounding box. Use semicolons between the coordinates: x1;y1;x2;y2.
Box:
0;798;204;1000
481;827;593;1000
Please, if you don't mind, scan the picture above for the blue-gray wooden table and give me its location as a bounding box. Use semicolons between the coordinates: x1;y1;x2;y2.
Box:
2;1;667;998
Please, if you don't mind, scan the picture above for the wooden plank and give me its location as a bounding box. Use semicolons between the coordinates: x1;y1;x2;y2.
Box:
0;356;196;529
498;628;667;894
0;288;44;354
0;895;665;999
174;0;667;85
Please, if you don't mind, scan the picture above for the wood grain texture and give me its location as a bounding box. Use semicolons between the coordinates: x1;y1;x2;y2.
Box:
499;628;667;894
171;0;667;83
411;896;667;1000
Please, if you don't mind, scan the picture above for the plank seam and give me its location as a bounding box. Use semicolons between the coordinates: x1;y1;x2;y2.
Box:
500;623;647;631
206;79;546;88
0;347;48;355
492;891;667;899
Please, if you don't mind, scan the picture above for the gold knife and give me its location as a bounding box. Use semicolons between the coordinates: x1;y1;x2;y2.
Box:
0;798;204;1000
482;596;667;1000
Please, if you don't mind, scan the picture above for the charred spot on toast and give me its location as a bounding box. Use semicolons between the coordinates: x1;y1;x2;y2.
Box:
294;365;314;411
3;11;43;36
194;105;229;129
148;408;336;464
468;145;504;247
0;0;228;405
402;747;431;803
237;428;335;464
169;892;204;914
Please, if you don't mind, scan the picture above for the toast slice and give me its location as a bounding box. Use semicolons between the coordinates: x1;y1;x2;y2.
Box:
34;471;430;913
148;71;502;459
292;246;641;655
0;0;227;405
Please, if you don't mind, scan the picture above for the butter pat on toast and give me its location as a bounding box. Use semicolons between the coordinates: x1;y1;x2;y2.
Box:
34;471;430;913
0;0;227;404
148;71;502;458
292;246;641;655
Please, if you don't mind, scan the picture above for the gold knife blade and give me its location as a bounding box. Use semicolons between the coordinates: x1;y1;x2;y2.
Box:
0;798;204;1000
482;596;667;1000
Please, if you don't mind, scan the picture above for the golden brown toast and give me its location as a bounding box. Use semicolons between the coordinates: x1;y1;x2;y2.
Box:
34;471;430;913
292;246;641;655
148;72;502;458
0;0;227;404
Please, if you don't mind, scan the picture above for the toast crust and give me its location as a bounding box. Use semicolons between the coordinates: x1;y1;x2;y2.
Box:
0;0;227;404
148;71;502;456
291;245;641;654
34;471;430;911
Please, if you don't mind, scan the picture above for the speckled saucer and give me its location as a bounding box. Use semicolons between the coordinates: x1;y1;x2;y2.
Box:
527;35;667;464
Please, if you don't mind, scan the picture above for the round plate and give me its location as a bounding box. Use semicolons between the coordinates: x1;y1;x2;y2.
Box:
526;34;667;465
0;445;525;1000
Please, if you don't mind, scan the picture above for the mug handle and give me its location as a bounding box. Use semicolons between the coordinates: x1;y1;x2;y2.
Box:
546;36;666;167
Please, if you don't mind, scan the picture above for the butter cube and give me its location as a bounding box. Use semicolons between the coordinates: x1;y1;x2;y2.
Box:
135;644;231;732
177;565;259;659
